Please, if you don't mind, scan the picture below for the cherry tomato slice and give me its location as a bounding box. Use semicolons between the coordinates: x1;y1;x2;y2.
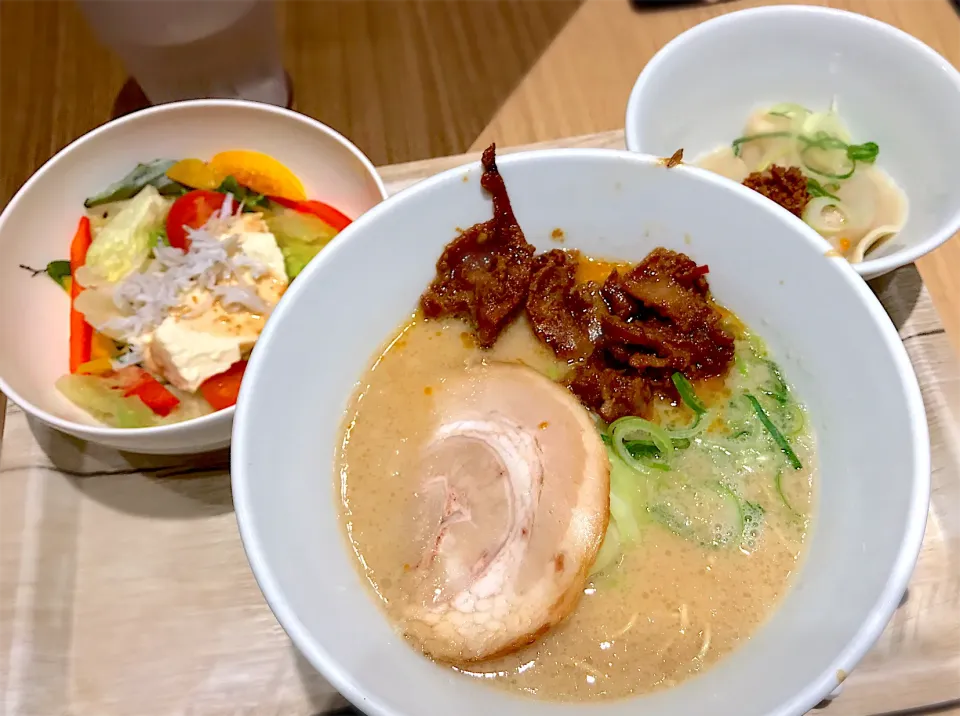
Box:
199;360;247;411
166;190;233;250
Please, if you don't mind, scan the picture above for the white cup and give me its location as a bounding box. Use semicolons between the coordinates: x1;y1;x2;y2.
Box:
76;0;289;106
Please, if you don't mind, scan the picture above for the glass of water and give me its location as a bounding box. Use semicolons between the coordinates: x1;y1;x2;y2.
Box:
77;0;289;107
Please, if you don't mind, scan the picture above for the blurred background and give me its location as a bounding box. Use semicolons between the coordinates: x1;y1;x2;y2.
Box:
3;0;957;207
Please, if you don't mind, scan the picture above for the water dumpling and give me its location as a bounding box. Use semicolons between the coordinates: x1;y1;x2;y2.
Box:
402;363;609;663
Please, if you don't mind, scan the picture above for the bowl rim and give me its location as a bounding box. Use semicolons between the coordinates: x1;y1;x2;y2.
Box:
231;147;930;716
0;98;388;439
624;4;960;279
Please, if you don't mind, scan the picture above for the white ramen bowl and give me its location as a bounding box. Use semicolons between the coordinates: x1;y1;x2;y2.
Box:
624;5;960;280
0;99;386;454
233;150;929;715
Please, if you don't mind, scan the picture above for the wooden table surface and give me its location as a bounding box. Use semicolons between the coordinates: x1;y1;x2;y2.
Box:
1;0;958;352
1;1;959;715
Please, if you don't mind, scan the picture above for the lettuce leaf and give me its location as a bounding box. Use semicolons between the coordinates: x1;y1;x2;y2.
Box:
83;185;168;284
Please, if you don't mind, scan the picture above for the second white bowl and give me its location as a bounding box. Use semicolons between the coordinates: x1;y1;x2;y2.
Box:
0;100;387;454
624;5;960;280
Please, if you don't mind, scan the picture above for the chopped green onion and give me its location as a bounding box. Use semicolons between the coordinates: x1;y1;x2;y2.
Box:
846;141;879;164
806;177;840;201
745;393;802;469
746;332;768;359
623;440;661;462
735;353;749;377
770;399;806;439
800;143;856;179
766;103;809;119
763;360;789;405
648;479;744;548
671;372;707;415
799;131;848;150
796;132;880;179
664;410;710;441
611;436;690;454
804;160;856;180
775;469;803;517
611;416;674;472
600;422;687;454
731;131;793;157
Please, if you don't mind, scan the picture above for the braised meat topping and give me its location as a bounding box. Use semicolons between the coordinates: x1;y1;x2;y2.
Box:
420;144;535;348
525;249;603;361
742;165;810;218
564;249;733;421
421;144;736;421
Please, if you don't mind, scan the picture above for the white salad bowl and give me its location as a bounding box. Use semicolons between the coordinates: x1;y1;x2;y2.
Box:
624;5;960;280
0;99;386;454
232;150;929;716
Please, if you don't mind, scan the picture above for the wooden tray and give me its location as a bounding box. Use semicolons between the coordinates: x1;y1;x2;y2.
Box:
2;132;958;716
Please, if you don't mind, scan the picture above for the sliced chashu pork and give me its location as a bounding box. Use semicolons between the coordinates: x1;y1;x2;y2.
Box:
402;363;609;663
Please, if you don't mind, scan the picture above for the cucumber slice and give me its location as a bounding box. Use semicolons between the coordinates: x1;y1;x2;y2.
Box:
648;478;743;548
56;374;158;428
608;448;644;543
591;522;622;575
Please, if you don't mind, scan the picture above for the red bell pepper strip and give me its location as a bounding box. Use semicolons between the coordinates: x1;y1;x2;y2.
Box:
199;360;247;411
269;196;352;232
113;366;181;417
69;216;93;373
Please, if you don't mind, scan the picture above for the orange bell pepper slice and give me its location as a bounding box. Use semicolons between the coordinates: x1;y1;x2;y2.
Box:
165;158;224;191
209;150;305;201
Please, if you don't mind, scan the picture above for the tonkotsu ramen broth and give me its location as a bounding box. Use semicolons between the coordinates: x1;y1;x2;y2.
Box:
338;301;815;701
336;145;815;701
